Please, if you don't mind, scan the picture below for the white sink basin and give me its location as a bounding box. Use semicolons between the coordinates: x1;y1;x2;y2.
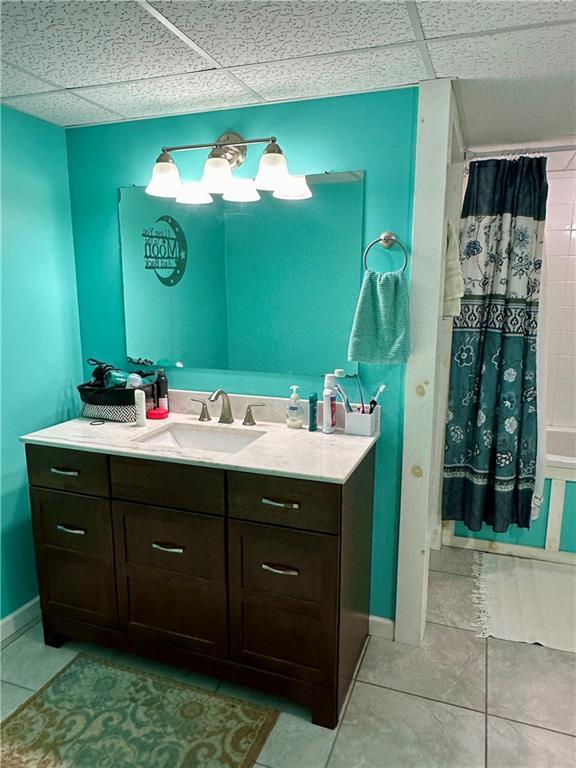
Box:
131;422;265;454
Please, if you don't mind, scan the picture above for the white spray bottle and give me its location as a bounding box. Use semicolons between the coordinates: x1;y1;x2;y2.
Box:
322;373;337;434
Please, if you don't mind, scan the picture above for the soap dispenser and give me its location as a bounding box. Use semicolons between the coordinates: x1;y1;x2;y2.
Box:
286;385;304;429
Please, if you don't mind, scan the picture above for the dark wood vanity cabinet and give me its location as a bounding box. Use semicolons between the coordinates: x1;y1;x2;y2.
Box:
26;443;375;728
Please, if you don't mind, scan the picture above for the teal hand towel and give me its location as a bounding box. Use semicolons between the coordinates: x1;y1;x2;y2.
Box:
348;269;410;364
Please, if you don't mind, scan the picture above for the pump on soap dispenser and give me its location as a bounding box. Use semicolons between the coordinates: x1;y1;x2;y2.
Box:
286;385;304;429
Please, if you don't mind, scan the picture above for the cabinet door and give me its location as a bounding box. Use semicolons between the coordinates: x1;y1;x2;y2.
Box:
229;520;339;685
112;501;227;657
31;489;117;627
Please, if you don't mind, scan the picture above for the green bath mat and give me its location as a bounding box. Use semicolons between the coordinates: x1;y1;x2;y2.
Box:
1;653;278;767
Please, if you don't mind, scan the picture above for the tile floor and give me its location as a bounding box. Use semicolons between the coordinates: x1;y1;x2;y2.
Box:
1;546;575;767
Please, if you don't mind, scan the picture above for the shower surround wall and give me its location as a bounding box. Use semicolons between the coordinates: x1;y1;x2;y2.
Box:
546;169;576;429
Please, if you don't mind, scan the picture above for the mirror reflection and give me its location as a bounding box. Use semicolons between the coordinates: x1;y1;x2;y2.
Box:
118;171;364;376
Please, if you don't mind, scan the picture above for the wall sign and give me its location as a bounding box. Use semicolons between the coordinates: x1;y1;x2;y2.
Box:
141;214;187;286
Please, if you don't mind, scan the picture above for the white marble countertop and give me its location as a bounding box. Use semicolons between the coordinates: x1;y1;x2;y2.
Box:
21;412;379;484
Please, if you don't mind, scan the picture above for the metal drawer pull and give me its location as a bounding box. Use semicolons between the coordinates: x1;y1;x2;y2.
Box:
51;468;80;477
261;498;300;510
152;542;185;555
56;524;86;536
262;563;299;577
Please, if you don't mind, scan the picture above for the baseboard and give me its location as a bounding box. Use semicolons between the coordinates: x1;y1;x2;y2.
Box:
0;596;41;648
369;615;395;640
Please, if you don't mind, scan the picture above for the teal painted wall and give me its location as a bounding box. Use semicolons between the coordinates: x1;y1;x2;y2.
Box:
0;105;82;619
66;88;419;619
560;481;576;553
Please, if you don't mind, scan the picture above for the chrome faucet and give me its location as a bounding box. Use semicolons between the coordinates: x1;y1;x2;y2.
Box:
208;389;234;424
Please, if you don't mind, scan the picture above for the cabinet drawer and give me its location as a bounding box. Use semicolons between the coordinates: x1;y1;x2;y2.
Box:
115;501;225;580
26;445;109;497
233;521;338;603
228;472;340;534
111;456;225;515
32;488;113;558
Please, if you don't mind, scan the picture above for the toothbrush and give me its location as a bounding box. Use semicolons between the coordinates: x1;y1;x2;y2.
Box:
335;384;353;413
355;375;366;414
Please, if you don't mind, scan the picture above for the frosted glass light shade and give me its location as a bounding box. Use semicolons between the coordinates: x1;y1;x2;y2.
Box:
273;175;312;200
222;178;260;203
201;157;233;194
145;161;181;197
176;182;213;205
255;152;289;191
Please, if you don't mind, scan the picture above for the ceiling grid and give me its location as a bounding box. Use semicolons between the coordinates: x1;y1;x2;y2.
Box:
0;0;574;145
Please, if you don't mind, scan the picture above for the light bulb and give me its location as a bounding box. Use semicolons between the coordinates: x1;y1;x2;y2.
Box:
145;152;181;198
201;156;233;194
176;182;213;205
222;178;260;203
255;152;289;191
273;175;312;200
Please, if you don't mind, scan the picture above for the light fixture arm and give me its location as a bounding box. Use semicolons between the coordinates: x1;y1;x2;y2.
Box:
161;136;277;154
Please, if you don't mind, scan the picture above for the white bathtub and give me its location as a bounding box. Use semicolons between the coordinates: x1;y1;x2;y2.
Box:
547;426;576;471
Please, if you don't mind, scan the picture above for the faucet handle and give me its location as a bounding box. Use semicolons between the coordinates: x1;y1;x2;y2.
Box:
190;398;211;422
243;403;265;426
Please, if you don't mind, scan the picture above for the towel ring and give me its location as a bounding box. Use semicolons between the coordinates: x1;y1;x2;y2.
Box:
363;231;408;272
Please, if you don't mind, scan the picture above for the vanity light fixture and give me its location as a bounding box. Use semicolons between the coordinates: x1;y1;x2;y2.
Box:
223;178;261;203
176;182;213;205
254;140;289;191
145;132;309;202
145;151;181;198
273;174;312;201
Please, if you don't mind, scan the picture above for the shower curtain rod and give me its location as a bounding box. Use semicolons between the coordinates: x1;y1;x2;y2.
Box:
466;143;576;160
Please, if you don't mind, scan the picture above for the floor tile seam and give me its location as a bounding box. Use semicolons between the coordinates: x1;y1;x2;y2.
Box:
430;569;476;579
353;636;371;680
353;678;486;715
429;567;475;578
426;619;482;636
426;618;477;632
486;710;576;739
0;679;35;693
324;676;358;767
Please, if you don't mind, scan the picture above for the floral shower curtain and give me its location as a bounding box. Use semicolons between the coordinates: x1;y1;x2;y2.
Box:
442;157;548;532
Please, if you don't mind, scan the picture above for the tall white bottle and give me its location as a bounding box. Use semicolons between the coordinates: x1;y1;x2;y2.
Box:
322;373;337;434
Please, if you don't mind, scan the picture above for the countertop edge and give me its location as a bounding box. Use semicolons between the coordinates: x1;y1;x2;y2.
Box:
20;432;377;485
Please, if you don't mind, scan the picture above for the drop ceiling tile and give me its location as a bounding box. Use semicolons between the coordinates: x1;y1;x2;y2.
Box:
428;25;576;80
454;77;576;146
152;1;415;66
77;70;260;120
233;45;426;102
0;0;209;89
1;91;122;126
0;60;60;98
417;1;576;38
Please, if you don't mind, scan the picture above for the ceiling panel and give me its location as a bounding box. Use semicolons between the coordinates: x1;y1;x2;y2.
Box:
1;91;122;126
454;77;576;146
429;24;576;80
0;60;59;98
233;45;425;102
0;0;209;90
77;70;260;120
152;1;415;66
417;0;576;39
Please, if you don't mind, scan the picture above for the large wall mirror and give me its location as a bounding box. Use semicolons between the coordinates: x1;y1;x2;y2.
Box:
118;171;364;376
